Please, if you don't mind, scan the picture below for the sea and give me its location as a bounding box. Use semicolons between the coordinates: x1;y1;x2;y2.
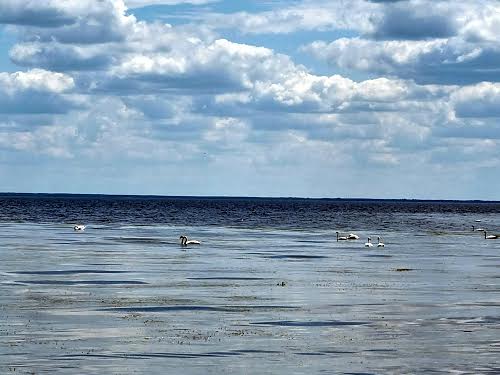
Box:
1;194;499;374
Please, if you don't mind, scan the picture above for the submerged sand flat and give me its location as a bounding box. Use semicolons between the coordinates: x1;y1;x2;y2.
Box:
1;220;499;374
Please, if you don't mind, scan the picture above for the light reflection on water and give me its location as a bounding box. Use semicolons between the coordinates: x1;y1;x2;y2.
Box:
0;210;499;374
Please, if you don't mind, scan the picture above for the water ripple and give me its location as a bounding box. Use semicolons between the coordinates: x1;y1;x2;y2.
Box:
250;320;369;327
10;270;130;275
100;305;298;313
14;280;148;285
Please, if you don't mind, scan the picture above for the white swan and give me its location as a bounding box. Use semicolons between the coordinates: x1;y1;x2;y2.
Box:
73;224;86;231
365;237;373;247
484;231;498;240
377;236;385;247
179;235;201;246
472;225;485;232
347;233;359;240
336;232;348;241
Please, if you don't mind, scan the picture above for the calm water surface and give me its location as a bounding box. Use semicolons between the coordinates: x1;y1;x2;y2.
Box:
1;195;499;374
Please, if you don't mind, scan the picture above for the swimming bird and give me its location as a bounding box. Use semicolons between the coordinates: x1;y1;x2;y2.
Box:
179;235;201;246
336;232;348;241
73;224;86;231
365;237;373;247
377;236;385;247
484;231;498;240
347;233;359;240
472;225;485;232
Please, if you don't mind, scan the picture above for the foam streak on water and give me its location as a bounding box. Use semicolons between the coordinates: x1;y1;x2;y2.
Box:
0;195;499;374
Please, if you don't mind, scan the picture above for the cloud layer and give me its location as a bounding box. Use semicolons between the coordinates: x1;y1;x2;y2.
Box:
303;1;500;85
0;0;498;199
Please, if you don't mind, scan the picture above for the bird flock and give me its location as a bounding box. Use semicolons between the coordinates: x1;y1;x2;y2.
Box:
71;219;498;246
336;231;384;247
473;225;499;239
72;224;202;247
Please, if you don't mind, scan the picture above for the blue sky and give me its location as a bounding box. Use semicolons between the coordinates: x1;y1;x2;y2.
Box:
0;0;499;199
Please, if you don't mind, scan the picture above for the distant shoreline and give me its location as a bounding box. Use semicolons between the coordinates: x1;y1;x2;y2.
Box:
0;192;498;204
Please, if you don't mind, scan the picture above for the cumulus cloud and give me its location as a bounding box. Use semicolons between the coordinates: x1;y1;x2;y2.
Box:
371;5;457;40
0;0;135;44
364;1;492;41
302;1;500;84
461;5;500;43
197;0;378;35
429;138;499;168
122;95;179;119
185;0;488;42
8;10;214;72
10;42;116;71
195;64;444;115
248;75;439;113
0;123;77;158
304;36;500;84
0;68;73;92
0;69;76;114
105;38;383;106
200;0;497;44
0;0;76;27
125;0;217;7
109;39;277;92
451;82;500;118
203;117;250;147
101;34;441;114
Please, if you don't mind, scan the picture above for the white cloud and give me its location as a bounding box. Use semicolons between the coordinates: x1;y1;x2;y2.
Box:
212;71;439;114
203;117;250;145
0;0;134;44
189;0;497;41
304;36;447;70
201;0;378;34
109;38;290;92
10;41;117;70
369;0;462;40
451;82;500;118
0;69;76;114
0;68;74;92
125;0;216;7
8;11;215;71
302;1;500;84
0;123;77;158
0;0;77;27
304;36;500;84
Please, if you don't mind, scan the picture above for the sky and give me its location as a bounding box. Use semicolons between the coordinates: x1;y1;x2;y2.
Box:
0;0;499;200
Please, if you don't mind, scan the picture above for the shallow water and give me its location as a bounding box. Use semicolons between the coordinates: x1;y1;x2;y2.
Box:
1;195;499;374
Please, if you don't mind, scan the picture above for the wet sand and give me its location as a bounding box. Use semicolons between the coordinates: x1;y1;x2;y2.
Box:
1;223;499;374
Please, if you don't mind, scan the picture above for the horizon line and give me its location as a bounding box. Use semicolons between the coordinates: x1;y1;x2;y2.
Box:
0;191;499;203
